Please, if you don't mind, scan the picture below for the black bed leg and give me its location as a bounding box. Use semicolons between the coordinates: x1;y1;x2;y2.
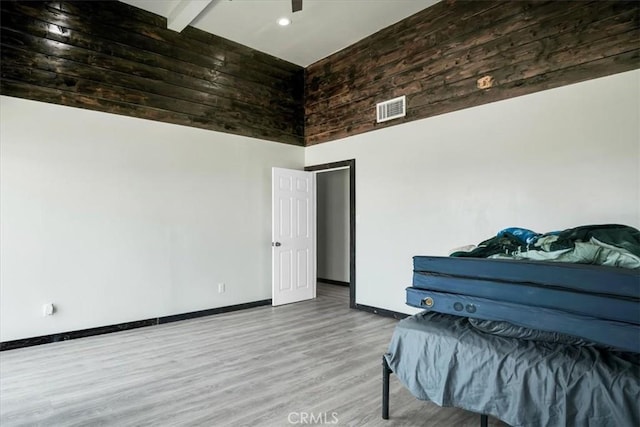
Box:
382;355;391;419
480;414;488;427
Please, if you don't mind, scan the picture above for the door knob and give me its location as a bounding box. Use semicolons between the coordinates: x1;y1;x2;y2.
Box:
273;242;282;247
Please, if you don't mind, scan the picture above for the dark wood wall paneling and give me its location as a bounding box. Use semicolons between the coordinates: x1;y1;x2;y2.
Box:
2;1;638;147
304;0;640;146
0;1;305;146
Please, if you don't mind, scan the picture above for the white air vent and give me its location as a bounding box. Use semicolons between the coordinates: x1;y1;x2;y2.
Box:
376;96;406;123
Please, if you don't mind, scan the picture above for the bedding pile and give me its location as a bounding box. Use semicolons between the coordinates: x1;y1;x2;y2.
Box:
406;224;640;353
450;224;640;269
392;224;640;425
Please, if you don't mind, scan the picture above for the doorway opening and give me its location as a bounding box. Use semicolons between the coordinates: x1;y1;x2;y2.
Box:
305;160;355;309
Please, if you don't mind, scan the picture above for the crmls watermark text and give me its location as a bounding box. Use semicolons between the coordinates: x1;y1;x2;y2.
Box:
287;412;339;424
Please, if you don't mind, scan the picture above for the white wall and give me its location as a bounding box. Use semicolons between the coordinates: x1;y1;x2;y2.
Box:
316;169;349;282
2;71;638;341
0;96;304;341
306;70;640;314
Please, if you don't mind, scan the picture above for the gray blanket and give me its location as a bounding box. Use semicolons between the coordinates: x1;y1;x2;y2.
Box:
385;312;640;427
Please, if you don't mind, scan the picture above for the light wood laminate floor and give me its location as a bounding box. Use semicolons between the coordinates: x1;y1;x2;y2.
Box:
1;284;506;426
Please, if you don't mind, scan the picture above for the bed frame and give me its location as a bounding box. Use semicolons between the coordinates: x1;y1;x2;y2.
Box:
382;356;489;426
382;253;639;425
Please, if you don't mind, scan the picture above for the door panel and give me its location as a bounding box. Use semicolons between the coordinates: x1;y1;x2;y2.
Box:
297;249;309;288
279;251;292;291
272;168;316;306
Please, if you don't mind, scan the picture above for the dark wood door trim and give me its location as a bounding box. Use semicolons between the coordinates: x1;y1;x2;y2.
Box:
305;159;356;309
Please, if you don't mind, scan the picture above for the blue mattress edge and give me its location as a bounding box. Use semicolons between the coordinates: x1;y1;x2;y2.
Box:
406;287;640;353
412;272;640;325
412;256;640;299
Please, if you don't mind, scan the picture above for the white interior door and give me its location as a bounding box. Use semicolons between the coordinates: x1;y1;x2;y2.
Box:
272;168;316;306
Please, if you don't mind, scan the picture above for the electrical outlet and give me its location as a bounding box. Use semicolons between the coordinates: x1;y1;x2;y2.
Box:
42;303;55;316
218;283;225;293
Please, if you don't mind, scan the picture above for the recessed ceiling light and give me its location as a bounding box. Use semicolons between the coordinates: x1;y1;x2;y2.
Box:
277;17;291;26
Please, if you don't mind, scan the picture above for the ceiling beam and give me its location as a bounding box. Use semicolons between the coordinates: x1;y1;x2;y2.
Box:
167;0;214;33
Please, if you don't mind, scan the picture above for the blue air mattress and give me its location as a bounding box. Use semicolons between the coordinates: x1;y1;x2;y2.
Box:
405;287;640;353
412;272;640;325
413;256;640;299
